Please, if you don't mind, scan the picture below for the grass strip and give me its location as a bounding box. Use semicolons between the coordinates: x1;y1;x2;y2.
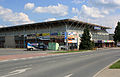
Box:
109;60;120;69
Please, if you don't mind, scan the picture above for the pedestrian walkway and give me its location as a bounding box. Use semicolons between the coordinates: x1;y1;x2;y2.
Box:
0;51;78;61
0;53;49;61
94;58;120;77
95;68;120;77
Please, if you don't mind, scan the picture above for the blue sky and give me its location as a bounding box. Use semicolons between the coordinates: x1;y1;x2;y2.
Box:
0;0;120;33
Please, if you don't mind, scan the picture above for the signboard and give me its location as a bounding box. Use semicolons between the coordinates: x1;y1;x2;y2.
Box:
68;32;77;37
50;32;65;39
42;33;50;36
65;32;67;40
37;36;50;40
97;40;114;43
67;32;78;43
26;34;36;39
103;40;114;43
26;32;65;40
94;26;101;30
36;34;40;37
50;32;65;36
50;33;58;36
68;38;77;43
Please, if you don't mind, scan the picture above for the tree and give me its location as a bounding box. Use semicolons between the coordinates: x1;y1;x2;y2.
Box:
113;21;120;46
79;25;94;50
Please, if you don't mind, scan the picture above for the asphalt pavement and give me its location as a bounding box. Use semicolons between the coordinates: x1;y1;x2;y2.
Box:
0;48;120;77
0;48;53;56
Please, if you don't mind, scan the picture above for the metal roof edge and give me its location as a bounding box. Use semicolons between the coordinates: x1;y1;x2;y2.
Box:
0;19;111;29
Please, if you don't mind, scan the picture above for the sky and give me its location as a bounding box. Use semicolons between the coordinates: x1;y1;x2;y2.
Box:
0;0;120;33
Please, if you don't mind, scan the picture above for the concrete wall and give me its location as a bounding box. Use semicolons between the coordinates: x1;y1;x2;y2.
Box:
4;36;16;48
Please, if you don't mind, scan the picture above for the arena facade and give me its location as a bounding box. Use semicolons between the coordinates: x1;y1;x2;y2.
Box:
0;19;114;49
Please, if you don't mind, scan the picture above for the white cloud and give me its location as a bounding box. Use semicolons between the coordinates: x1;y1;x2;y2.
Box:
72;15;119;33
0;25;4;28
73;0;120;15
0;25;7;28
45;18;56;22
34;4;68;16
81;5;104;18
24;3;34;10
71;0;120;33
101;9;109;15
89;0;120;10
72;5;105;18
72;8;79;14
72;0;86;4
89;15;119;33
0;6;34;25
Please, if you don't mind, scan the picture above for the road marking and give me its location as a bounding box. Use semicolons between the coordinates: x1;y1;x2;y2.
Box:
64;74;73;77
20;58;27;60
15;64;32;69
0;68;31;77
0;60;9;62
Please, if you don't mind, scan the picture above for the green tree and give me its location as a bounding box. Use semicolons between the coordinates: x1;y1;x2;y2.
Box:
113;21;120;46
79;25;94;50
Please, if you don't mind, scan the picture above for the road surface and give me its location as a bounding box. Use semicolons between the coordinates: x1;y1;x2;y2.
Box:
0;48;120;77
0;48;53;56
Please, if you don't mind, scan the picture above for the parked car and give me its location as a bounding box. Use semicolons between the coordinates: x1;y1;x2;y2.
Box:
27;42;47;51
59;46;69;50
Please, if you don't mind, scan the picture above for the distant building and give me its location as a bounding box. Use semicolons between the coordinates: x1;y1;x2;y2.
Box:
0;19;114;49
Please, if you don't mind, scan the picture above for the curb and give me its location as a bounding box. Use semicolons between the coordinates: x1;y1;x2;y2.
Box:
93;58;120;77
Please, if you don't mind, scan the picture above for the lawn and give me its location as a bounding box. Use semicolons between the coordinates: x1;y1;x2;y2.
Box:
109;60;120;69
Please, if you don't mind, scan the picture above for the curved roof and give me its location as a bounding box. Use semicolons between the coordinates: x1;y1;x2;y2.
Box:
0;19;111;32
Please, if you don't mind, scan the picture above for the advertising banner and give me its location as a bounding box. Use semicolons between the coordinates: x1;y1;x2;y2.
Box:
50;32;65;39
37;36;50;40
26;34;36;39
38;33;50;40
67;32;78;43
26;32;65;40
42;33;50;36
94;26;101;30
50;33;58;36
